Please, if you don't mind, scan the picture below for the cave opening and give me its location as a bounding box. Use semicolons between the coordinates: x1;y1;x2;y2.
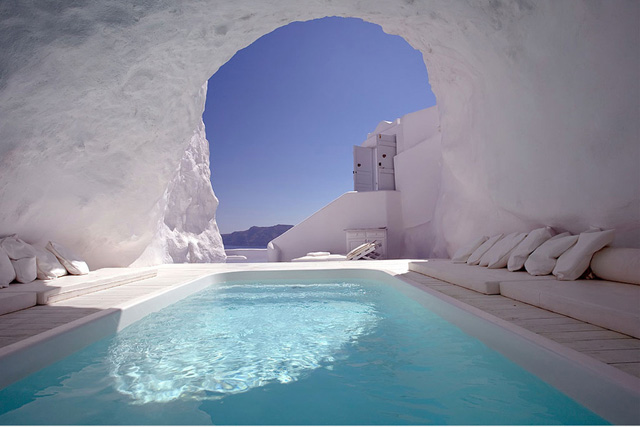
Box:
202;16;436;240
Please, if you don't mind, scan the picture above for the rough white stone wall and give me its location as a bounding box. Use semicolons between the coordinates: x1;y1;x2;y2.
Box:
131;88;226;266
0;1;637;267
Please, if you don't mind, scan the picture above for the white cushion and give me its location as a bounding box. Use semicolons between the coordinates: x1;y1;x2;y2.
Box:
525;232;577;276
477;235;503;267
33;246;68;280
0;236;36;260
479;233;524;267
467;234;503;265
10;257;37;283
478;232;512;267
507;227;555;271
307;251;331;257
553;229;615;281
292;254;348;262
486;232;528;269
590;247;640;285
451;236;488;263
46;241;89;275
0;247;16;287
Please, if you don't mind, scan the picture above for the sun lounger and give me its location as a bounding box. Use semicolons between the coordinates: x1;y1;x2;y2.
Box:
346;242;380;260
291;242;381;262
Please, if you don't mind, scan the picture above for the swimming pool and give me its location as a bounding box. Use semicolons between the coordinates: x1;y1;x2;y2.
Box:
0;269;637;424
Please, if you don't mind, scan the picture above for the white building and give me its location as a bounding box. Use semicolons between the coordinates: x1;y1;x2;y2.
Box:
268;106;443;262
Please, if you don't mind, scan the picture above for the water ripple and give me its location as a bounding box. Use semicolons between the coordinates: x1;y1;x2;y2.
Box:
108;282;379;404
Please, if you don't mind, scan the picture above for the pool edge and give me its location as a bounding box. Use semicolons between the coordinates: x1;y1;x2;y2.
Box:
0;266;638;424
393;273;640;425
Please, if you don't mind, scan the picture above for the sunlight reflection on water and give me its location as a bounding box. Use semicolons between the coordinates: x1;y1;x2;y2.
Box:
108;282;379;404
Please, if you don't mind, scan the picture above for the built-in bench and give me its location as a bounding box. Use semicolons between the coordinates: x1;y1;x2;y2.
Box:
500;279;640;339
0;292;37;317
0;267;158;315
409;260;640;339
408;259;554;295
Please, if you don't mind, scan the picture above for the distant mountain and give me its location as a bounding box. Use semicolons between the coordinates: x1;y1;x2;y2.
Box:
222;224;293;248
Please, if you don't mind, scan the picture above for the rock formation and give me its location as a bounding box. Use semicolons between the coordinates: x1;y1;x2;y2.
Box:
0;1;637;267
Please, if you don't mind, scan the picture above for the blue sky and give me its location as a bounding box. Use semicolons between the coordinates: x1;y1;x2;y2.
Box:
204;17;436;234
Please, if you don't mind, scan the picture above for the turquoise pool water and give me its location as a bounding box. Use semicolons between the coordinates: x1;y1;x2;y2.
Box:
0;279;606;425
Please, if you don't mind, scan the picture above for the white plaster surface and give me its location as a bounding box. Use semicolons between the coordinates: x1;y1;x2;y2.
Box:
270;191;403;262
395;106;441;154
363;120;399;147
0;1;638;267
224;249;268;263
499;278;640;339
393;108;442;231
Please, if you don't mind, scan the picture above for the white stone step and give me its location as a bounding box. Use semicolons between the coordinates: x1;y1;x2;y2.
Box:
0;267;158;307
0;292;37;316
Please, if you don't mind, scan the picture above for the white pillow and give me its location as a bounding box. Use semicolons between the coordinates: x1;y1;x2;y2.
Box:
33;246;68;280
46;241;89;275
10;257;37;283
479;233;523;267
553;229;615;281
525;232;577;276
478;233;512;267
591;247;640;285
451;236;488;263
467;234;503;265
486;232;528;269
507;227;555;271
0;235;36;260
0;247;16;287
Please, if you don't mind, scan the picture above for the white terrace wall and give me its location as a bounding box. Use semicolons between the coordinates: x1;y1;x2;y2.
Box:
270;107;441;262
0;1;637;267
269;191;403;262
393;107;443;258
361;106;444;259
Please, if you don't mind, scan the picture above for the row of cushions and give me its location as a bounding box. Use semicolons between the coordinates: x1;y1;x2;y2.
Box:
0;236;42;285
452;227;615;281
0;236;89;287
525;232;576;275
46;241;90;276
554;229;615;280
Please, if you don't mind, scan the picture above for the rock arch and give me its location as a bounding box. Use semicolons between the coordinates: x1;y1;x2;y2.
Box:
0;1;637;267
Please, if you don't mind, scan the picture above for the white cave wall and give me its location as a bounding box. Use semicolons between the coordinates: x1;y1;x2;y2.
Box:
131;85;225;267
0;0;638;268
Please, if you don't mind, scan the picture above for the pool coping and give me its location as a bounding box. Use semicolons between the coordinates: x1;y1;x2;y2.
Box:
0;265;638;424
394;272;640;425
